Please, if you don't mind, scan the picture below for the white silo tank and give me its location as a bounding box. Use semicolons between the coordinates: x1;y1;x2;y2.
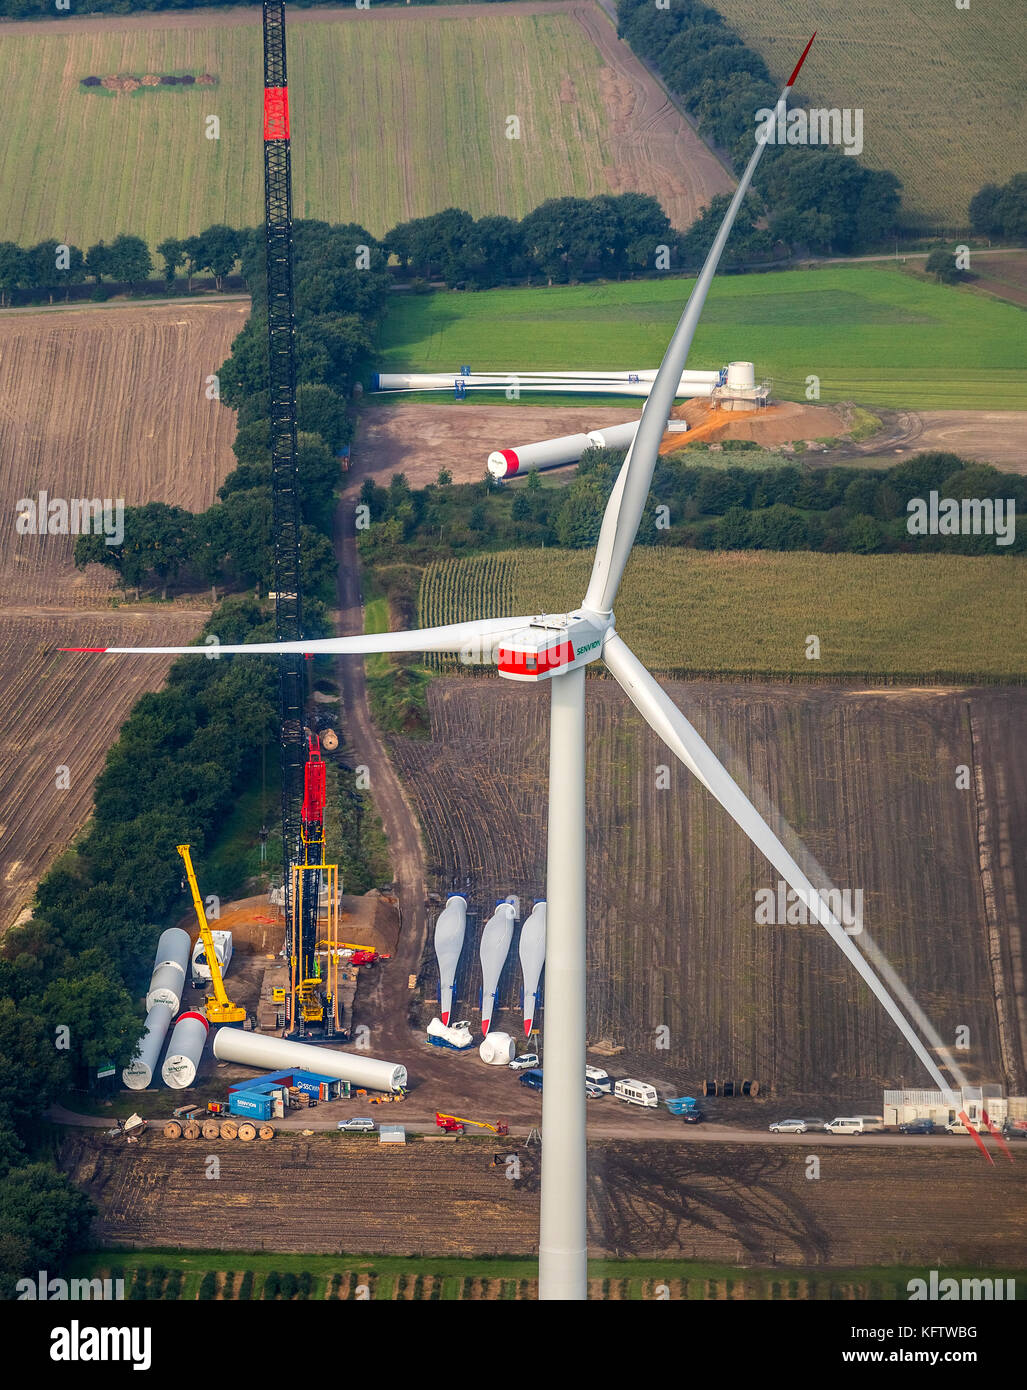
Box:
479;1032;516;1065
145;927;191;1012
122;1001;174;1090
161;1011;210;1089
726;361;756;391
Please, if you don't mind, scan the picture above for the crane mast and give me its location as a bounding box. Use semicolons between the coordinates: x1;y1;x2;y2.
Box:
263;1;321;1032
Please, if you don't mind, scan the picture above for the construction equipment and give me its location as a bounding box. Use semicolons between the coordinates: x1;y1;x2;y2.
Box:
435;1112;509;1136
177;844;246;1025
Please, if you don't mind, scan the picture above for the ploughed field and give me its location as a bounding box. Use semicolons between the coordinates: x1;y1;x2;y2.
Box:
0;303;242;929
391;678;1027;1105
61;1130;1027;1267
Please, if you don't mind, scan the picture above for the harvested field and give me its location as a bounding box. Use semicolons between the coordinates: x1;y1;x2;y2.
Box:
0;611;207;930
392;679;1027;1105
712;0;1027;227
965;252;1027;311
61;1130;1027;1267
0;302;243;928
0;302;245;606
0;2;727;251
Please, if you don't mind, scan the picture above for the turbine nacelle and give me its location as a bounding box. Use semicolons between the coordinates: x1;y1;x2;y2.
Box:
496;611;609;683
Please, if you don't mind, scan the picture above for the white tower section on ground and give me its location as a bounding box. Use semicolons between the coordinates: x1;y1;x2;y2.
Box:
213;1025;408;1092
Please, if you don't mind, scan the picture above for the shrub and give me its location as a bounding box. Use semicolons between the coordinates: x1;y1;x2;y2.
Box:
198;1271;217;1301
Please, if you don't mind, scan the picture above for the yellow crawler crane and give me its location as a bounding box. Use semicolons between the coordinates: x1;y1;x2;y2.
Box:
177;844;246;1024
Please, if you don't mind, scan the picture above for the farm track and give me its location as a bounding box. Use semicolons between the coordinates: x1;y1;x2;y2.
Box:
0;304;243;929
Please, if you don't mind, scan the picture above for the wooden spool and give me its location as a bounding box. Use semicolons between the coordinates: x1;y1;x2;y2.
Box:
219;1120;239;1140
183;1122;201;1139
237;1122;257;1142
258;1124;275;1140
163;1120;183;1139
201;1120;220;1140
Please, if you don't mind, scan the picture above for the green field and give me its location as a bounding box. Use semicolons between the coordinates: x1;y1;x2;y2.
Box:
0;12;615;252
378;266;1027;410
419;549;1027;681
712;0;1027;228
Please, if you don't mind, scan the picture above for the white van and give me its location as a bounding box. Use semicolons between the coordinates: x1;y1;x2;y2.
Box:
614;1079;659;1109
824;1116;874;1134
585;1065;611;1091
857;1115;886;1133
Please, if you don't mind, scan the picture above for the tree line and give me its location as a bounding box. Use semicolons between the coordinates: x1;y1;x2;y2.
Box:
3;218;391;1292
0;599;278;1297
0;225;244;306
616;0;903;255
357;450;1027;564
969;173;1027;241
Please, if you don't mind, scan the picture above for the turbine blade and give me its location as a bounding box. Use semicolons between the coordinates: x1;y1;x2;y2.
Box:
602;630;960;1100
60;615;535;658
583;35;816;618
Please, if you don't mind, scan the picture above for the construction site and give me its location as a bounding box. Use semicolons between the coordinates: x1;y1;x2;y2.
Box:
2;1;1024;1324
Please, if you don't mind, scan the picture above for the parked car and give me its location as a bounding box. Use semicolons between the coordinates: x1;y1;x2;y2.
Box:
585;1083;606;1099
823;1117;865;1134
945;1118;976;1134
681;1109;705;1125
519;1069;543;1091
1001;1123;1027;1140
769;1119;808;1133
898;1118;936;1135
510;1053;540;1071
338;1117;375;1132
801;1118;827;1132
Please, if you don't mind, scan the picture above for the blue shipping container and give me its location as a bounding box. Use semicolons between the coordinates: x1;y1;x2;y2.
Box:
230;1091;273;1120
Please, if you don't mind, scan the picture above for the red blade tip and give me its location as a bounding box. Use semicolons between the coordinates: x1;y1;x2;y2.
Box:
787;32;816;88
59;647;108;653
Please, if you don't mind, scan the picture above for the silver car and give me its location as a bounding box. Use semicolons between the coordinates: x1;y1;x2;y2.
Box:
769;1119;808;1134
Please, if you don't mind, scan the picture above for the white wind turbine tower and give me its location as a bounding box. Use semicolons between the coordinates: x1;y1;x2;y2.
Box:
67;32;979;1299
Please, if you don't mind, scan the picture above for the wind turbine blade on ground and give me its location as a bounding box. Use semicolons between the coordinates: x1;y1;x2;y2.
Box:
583;34;816;619
602;629;959;1099
60;615;536;658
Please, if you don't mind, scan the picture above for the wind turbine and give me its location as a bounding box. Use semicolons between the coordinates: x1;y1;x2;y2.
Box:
64;31;975;1297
